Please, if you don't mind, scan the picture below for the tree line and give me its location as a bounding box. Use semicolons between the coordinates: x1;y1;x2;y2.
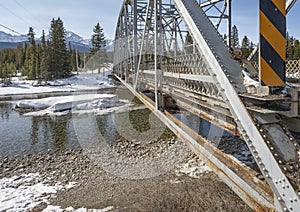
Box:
0;18;108;85
231;25;300;60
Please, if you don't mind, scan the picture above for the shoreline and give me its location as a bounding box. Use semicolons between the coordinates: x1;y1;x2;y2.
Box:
0;147;252;211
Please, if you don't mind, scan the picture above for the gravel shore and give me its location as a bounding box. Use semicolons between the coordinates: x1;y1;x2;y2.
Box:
0;146;252;211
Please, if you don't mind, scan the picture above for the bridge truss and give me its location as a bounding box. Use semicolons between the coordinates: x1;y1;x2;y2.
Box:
113;0;300;211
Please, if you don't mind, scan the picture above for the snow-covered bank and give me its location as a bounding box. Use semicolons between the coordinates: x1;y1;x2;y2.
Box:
16;94;132;116
0;72;114;96
0;173;76;212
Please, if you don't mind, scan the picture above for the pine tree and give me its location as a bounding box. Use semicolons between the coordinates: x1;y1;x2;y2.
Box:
27;27;37;79
90;22;105;55
241;35;251;58
39;30;49;82
185;32;194;54
287;33;295;59
293;39;300;58
89;22;106;73
49;18;70;79
231;25;239;48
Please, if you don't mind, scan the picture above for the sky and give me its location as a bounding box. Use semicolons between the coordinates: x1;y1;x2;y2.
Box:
0;0;299;42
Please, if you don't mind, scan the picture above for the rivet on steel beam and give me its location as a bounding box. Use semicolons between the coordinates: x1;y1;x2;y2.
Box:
294;198;298;202
265;174;270;178
259;129;263;132
275;180;278;184
278;196;282;201
270;147;274;151
283;208;287;212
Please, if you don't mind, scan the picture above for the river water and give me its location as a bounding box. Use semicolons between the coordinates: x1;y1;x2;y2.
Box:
0;88;227;159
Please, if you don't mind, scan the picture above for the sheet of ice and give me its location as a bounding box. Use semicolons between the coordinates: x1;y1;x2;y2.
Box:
0;173;77;212
0;72;114;96
42;205;114;212
16;94;118;110
18;94;136;117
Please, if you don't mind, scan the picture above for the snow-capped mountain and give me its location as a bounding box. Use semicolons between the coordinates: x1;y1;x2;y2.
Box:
0;30;114;52
0;31;27;43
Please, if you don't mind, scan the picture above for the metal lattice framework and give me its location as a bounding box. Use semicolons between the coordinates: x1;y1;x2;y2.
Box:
113;0;300;211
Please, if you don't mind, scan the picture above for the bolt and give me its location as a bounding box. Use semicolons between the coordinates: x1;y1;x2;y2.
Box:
278;197;282;201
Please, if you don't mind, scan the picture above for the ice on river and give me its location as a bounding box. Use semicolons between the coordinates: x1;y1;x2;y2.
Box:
0;173;76;212
15;94;132;116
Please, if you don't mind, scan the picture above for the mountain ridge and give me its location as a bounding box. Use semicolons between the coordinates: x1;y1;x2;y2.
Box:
0;30;113;52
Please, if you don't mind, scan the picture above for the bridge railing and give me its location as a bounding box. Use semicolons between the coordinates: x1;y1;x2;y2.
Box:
251;59;300;81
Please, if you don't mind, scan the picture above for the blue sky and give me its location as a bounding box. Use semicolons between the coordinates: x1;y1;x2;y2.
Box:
0;0;299;42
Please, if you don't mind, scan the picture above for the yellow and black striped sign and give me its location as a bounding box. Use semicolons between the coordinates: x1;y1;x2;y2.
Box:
260;0;286;86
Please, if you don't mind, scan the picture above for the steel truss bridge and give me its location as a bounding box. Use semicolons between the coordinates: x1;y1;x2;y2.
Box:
113;0;300;211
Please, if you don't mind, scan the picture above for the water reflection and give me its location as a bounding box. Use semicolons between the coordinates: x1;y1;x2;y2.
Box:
0;102;12;120
0;106;79;158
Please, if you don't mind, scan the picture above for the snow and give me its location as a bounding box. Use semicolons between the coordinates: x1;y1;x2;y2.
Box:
0;72;114;96
176;158;212;179
0;173;77;212
42;205;114;212
15;94;133;116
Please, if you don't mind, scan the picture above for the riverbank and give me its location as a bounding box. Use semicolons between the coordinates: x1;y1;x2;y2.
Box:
0;72;114;97
0;147;252;211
